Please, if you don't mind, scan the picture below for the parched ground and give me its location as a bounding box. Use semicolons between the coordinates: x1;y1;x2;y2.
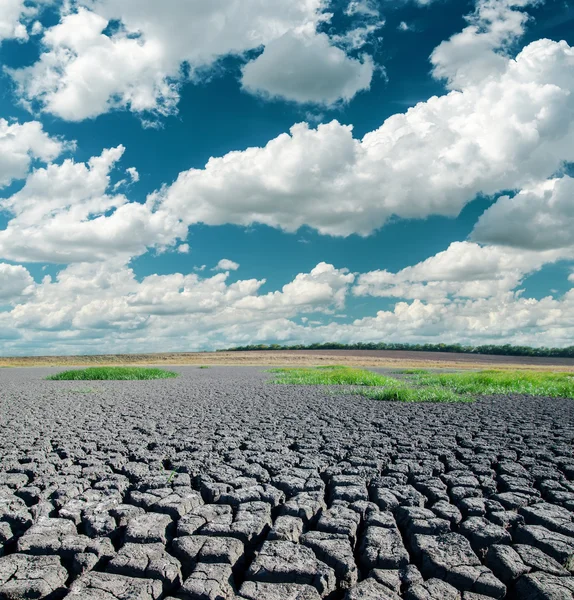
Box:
1;349;574;371
1;366;574;599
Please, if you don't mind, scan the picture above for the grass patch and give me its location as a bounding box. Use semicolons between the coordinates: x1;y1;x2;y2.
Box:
410;369;574;399
352;386;471;403
198;366;210;369
47;367;179;381
391;368;430;375
269;366;398;387
270;366;467;402
270;365;574;402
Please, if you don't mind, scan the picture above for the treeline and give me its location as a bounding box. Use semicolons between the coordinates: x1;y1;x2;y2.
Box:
219;342;574;358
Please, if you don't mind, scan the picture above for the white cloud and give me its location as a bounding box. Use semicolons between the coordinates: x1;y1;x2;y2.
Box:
4;261;354;345
345;0;380;18
0;0;29;42
159;37;574;236
177;244;190;254
0;263;34;300
213;259;240;272
0;0;52;43
234;262;354;312
241;31;374;106
0;146;186;263
126;167;139;183
431;0;536;90
354;241;571;301
1;255;573;355
0;119;65;187
472;176;574;250
9;8;180;121
8;0;375;119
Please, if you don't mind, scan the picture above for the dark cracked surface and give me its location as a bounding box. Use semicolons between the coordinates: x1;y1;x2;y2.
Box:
1;366;574;600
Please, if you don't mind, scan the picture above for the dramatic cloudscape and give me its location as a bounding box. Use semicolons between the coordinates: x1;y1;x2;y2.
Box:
0;0;573;355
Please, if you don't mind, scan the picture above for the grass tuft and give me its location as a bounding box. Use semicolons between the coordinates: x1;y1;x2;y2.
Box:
47;367;178;381
391;368;430;375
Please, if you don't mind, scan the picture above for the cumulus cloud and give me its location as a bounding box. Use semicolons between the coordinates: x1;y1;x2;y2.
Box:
1;255;573;355
0;0;29;42
234;263;354;312
431;0;536;90
0;0;52;43
213;259;240;272
9;8;180;121
0;119;65;188
241;31;374;106
159;37;574;236
0;146;186;263
472;176;574;250
354;241;571;301
8;0;374;119
0;264;34;300
6;262;355;341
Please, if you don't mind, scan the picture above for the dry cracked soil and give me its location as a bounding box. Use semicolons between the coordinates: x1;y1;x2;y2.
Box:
1;366;574;600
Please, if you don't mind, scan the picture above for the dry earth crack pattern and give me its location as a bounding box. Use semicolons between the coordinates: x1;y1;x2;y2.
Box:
0;366;574;599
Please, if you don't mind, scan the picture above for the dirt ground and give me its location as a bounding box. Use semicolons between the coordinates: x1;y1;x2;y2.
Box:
1;349;573;371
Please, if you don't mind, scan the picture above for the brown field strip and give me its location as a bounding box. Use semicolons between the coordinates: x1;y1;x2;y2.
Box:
1;349;573;371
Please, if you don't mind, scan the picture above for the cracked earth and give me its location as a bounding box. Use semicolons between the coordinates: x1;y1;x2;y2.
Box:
1;366;573;599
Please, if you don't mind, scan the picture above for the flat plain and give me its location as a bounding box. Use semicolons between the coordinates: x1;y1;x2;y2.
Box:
1;348;574;370
1;365;574;599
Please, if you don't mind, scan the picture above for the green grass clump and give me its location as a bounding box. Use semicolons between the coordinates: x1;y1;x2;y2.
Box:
198;366;210;369
269;366;398;387
411;370;574;399
355;385;471;403
392;368;430;375
269;365;574;402
47;367;179;381
270;366;467;402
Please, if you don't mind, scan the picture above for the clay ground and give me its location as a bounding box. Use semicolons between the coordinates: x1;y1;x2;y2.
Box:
1;349;573;371
0;366;574;599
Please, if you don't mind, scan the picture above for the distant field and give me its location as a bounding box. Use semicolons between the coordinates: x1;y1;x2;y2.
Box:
1;349;573;371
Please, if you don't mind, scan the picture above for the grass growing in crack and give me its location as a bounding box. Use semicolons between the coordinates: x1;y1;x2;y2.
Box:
198;366;210;369
408;369;574;399
47;367;179;381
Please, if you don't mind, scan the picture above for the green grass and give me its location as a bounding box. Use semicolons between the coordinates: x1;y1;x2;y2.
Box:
409;369;574;399
391;368;430;375
198;366;210;369
269;366;398;387
47;367;179;381
351;385;471;403
270;365;574;402
269;366;467;402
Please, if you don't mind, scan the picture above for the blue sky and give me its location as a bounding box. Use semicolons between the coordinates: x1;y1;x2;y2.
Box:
0;0;573;355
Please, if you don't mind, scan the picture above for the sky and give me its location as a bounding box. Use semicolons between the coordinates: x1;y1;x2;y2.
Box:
0;0;574;356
